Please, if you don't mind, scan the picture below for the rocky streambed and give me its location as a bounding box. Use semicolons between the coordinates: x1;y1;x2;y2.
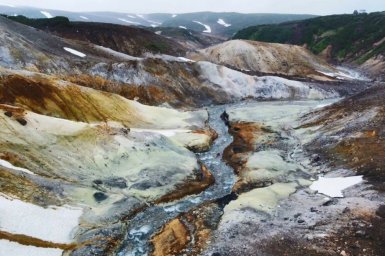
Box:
115;98;385;256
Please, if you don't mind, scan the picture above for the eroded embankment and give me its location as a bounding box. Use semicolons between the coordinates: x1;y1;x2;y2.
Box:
200;100;385;256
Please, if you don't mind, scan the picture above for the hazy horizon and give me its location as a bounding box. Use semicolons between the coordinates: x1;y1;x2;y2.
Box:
1;0;384;15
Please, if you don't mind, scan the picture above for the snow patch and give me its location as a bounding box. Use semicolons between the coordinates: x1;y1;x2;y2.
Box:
131;128;191;137
310;176;363;197
197;61;335;100
0;240;62;256
94;45;142;61
217;18;231;27
155;31;162;35
79;16;88;20
63;47;86;58
177;57;195;62
40;11;53;18
118;18;140;25
172;14;178;18
179;26;187;29
318;67;369;81
0;194;83;244
0;159;35;175
127;14;136;19
193;21;212;33
136;14;144;18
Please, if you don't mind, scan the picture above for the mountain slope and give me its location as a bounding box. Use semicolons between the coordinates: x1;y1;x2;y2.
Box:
159;12;316;37
233;12;385;77
0;5;315;37
2;15;187;56
188;40;341;80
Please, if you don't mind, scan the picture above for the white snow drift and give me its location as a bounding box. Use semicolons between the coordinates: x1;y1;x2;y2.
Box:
193;21;212;33
310;176;363;197
0;194;82;244
217;18;231;27
63;47;86;58
40;11;53;18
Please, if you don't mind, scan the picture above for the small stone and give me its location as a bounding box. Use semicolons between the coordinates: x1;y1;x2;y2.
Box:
310;207;318;212
294;213;302;218
355;230;366;237
298;219;305;224
340;250;347;256
93;192;108;202
4;111;12;117
343;207;350;214
306;235;314;241
16;118;27;126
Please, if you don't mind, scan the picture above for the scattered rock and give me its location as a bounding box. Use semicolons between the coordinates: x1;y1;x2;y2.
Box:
4;111;12;117
16;118;27;126
93;192;108;202
294;213;302;218
310;207;318;212
323;198;338;206
104;177;128;188
376;205;385;218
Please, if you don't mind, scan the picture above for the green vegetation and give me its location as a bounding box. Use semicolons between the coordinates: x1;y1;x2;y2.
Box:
161;12;316;37
233;12;385;63
1;15;70;27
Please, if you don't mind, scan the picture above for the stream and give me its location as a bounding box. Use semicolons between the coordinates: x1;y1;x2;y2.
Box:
117;98;339;256
118;105;236;256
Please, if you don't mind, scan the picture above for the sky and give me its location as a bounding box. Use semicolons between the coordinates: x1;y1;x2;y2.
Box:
1;0;385;15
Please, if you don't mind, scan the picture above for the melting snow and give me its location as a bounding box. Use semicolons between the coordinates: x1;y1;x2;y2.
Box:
79;16;88;20
310;176;363;197
318;67;370;81
131;128;191;137
94;45;142;61
193;21;212;33
217;18;231;27
40;11;53;18
177;57;195;62
63;47;86;58
118;18;140;25
0;194;83;244
0;240;62;256
0;159;35;175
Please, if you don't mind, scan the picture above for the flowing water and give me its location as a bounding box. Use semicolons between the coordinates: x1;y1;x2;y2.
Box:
118;99;339;255
118;105;236;256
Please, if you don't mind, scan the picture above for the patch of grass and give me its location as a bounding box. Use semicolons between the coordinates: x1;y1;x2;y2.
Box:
234;12;385;63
